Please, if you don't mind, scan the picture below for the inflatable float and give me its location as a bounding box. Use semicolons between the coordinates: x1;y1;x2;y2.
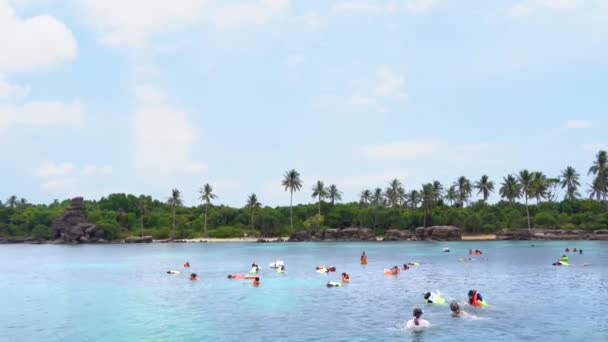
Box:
383;268;400;275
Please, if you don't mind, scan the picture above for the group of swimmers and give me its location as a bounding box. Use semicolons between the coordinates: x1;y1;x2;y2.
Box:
552;247;584;266
408;290;486;329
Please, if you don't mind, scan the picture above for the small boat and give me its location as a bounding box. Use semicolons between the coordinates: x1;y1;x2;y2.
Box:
269;260;284;268
442;247;450;253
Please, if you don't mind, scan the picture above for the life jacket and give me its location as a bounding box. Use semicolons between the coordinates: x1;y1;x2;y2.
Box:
253;280;260;286
426;292;446;304
361;256;367;264
470;292;487;307
342;275;350;282
565;248;570;252
561;256;569;262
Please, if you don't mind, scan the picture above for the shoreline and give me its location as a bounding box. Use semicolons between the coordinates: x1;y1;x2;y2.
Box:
461;234;497;241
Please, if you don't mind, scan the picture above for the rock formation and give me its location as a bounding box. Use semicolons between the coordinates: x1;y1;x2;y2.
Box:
415;226;462;241
315;228;376;241
288;230;313;242
52;197;103;243
383;229;414;241
496;229;608;240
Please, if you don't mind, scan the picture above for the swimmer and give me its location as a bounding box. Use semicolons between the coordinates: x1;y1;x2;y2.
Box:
341;273;350;282
253;277;260;286
565;248;570;252
561;255;569;263
279;265;286;272
406;308;430;329
227;273;243;279
468;290;487;307
402;264;410;270
361;252;368;264
450;301;474;318
251;263;260;273
190;273;198;280
184;261;190;268
579;249;583;254
326;281;341;288
424;292;446;304
166;270;180;275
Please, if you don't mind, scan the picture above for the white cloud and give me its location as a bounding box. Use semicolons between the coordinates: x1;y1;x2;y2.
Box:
0;0;77;73
132;84;207;177
332;0;439;16
82;165;113;177
284;53;305;66
318;65;407;112
361;137;441;160
563;120;592;129
0;100;84;129
509;0;579;17
0;75;29;99
81;0;290;47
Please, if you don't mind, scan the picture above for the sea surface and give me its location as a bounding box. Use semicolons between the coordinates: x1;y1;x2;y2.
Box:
1;241;607;341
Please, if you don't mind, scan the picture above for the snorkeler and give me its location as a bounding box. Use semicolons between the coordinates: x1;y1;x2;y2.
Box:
468;290;487;307
424;292;446;304
406;308;430;329
402;264;410;270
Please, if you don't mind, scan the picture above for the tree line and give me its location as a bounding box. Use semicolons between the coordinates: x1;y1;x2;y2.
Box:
1;151;606;240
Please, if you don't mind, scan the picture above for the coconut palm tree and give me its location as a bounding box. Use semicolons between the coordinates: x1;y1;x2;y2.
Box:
421;183;436;227
517;170;535;228
385;179;404;207
327;184;342;205
432;181;444;204
6;195;17;208
474;175;495;202
531;171;550;204
560;166;581;200
19;198;27;206
406;190;421;209
137;198;148;237
167;189;183;239
372;188;384;206
246;193;261;230
359;189;372;205
499;174;521;203
282;169;302;233
445;186;457;206
311;180;327;215
588;150;608;205
199;183;217;237
453;176;472;207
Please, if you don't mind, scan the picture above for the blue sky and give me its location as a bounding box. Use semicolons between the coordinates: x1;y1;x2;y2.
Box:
1;0;607;207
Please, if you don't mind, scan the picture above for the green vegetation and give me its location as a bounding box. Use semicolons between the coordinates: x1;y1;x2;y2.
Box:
1;152;608;241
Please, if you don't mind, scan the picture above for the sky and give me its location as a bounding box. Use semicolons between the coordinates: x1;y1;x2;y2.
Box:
0;0;607;207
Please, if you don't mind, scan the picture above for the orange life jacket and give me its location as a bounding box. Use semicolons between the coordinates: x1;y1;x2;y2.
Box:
470;292;482;306
361;256;367;264
342;275;350;282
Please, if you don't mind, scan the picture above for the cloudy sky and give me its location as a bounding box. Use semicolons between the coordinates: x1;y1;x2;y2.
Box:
1;0;606;207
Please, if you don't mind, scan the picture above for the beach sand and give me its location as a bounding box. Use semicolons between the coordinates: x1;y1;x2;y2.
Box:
462;234;496;241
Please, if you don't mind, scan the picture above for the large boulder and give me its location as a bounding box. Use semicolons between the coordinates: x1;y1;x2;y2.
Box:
383;229;414;241
124;236;153;243
52;197;100;243
288;230;312;242
415;226;462;241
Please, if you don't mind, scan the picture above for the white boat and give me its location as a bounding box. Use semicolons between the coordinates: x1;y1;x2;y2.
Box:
269;260;285;268
442;247;450;253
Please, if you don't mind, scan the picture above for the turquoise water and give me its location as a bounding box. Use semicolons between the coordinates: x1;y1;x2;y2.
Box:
1;241;607;341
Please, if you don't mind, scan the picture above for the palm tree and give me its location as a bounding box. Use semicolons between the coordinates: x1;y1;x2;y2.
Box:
445;186;457;206
531;171;549;204
311;180;327;215
6;195;17;208
406;190;421;209
359;189;372;205
560;166;581;200
51;199;60;207
421;183;436;227
137;198;148;237
199;183;217;237
499;174;521;203
474;175;495;202
432;181;444;204
385;179;404;207
588;150;608;205
167;189;183;239
246;193;261;230
517;170;534;228
327;184;342;205
453;176;472;207
19;198;27;206
282;169;303;233
372;188;384;206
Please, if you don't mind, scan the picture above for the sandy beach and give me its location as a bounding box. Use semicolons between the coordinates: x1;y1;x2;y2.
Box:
462;234;497;241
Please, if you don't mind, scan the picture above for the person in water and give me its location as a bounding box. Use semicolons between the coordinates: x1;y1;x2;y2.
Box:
565;248;570;252
166;270;180;274
424;292;446;304
190;273;198;280
184;261;190;268
279;265;285;272
341;273;350;282
402;264;410;270
326;281;341;288
253;277;260;286
450;301;474;318
361;252;368;264
468;290;487;307
580;249;583;254
251;263;260;272
561;255;569;263
406;308;430;329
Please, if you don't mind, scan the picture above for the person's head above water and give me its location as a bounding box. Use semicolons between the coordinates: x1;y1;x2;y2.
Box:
468;290;475;298
424;292;431;300
450;301;460;313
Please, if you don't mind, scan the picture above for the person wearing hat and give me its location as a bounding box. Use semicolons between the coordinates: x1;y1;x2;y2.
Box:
406;308;430;329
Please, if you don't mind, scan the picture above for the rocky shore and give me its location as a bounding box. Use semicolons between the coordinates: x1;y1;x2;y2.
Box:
496;229;608;240
287;226;462;242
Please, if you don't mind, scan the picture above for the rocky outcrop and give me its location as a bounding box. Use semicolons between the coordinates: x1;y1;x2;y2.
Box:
288;230;313;242
124;236;153;243
415;226;462;241
315;228;376;241
383;229;414;241
52;197;103;243
496;229;608;240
